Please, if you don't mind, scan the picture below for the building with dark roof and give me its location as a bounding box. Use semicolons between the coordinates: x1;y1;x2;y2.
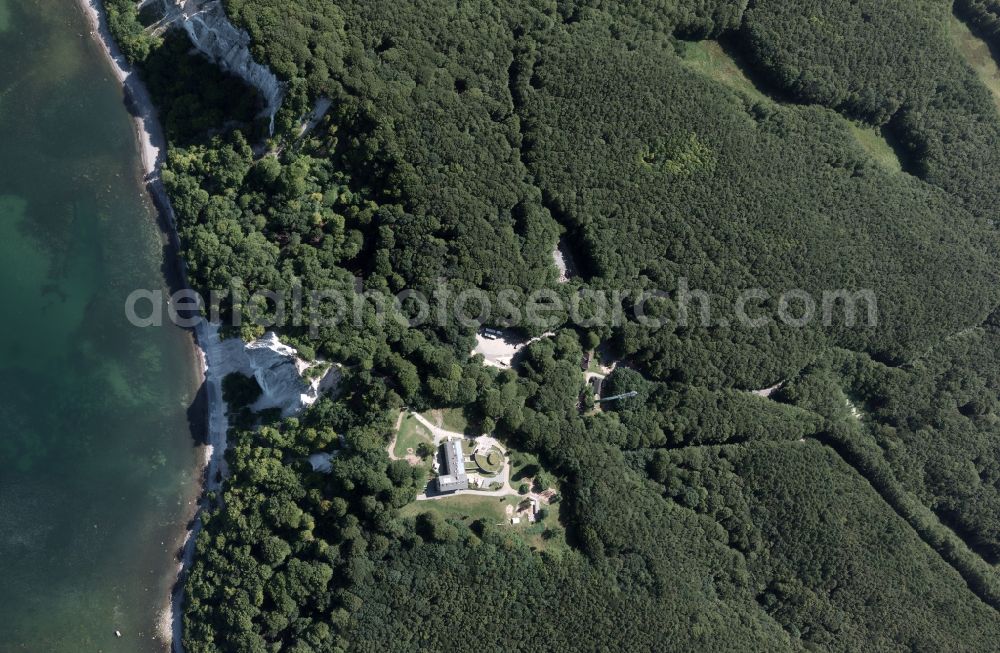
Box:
589;375;604;398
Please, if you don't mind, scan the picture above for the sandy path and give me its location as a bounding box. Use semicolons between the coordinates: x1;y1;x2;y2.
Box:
411;411;462;446
386;411;406;461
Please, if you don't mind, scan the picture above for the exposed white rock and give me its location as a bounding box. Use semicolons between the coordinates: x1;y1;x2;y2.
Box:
247;332;340;417
207;330;339;418
752;381;784;398
158;0;284;132
300;97;333;137
552;237;578;284
244;332;311;416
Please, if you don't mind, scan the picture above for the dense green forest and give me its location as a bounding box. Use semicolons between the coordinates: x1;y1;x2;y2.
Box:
103;0;1000;650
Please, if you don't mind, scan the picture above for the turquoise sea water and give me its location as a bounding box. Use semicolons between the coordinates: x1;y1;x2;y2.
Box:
0;1;200;650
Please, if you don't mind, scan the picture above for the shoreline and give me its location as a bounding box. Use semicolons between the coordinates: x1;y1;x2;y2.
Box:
73;2;230;652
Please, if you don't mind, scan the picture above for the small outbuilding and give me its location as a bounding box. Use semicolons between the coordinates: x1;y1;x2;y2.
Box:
589;375;604;398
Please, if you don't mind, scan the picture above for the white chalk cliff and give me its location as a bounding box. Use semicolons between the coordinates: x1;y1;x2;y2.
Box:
155;0;284;131
212;331;339;418
246;332;320;417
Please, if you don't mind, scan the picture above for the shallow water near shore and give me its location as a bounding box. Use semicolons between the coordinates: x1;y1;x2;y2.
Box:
0;1;200;650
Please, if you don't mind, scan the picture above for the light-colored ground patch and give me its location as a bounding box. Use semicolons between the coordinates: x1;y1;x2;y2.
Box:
472;330;556;369
678;40;770;103
552;238;578;283
846;398;863;421
553;245;569;282
753;381;784;398
299;97;332;136
420;407;469;434
473;333;524;369
848;123;904;173
950;15;1000;113
400;494;519;523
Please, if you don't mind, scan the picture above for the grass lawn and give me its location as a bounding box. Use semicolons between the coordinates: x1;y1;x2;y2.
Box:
678;40;770;104
847;123;903;173
394;413;433;459
509;450;542;483
520;515;570;556
421;407;471;434
399;494;520;524
949;15;1000;113
400;495;570;554
441;408;470;433
474;448;504;474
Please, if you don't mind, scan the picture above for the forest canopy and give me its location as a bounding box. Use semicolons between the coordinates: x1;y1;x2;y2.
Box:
103;0;1000;650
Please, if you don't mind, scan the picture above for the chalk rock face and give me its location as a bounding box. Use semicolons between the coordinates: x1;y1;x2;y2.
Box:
246;332;314;417
169;0;284;131
207;329;339;418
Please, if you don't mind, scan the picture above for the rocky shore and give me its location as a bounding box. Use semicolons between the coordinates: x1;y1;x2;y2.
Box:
76;4;209;652
72;2;277;651
74;2;325;648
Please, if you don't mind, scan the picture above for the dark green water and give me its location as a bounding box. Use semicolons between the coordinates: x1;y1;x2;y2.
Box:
0;1;200;650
